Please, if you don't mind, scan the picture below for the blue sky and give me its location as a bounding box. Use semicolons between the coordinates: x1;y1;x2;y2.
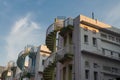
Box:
0;0;120;66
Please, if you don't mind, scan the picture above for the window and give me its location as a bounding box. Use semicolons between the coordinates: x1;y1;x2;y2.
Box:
94;71;98;80
112;67;118;73
85;61;90;67
93;37;97;46
118;54;120;58
64;36;67;46
93;63;98;68
116;37;120;43
68;65;72;80
42;60;45;65
103;66;111;72
63;67;66;80
69;32;73;44
102;48;105;55
111;51;113;56
108;35;115;41
101;33;107;38
85;70;89;79
84;35;88;44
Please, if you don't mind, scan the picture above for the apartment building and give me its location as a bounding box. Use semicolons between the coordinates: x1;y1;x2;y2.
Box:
44;15;120;80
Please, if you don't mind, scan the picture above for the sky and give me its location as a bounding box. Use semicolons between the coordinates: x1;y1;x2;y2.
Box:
0;0;120;66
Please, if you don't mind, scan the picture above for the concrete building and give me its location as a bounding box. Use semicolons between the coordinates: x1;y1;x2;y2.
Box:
44;15;120;80
34;45;51;80
16;45;50;80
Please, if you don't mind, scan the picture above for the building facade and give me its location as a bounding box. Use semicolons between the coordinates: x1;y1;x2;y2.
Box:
44;15;120;80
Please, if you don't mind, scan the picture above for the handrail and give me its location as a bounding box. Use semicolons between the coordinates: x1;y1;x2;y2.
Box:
57;45;73;58
46;22;64;36
44;52;56;68
44;45;73;68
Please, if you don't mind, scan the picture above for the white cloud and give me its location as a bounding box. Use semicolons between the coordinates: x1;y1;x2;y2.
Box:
5;14;42;62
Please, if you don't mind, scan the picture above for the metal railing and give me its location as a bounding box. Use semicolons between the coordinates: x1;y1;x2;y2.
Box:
44;52;56;68
46;22;64;36
57;45;73;61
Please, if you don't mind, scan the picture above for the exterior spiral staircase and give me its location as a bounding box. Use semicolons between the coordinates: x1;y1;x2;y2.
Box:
17;47;31;70
43;18;64;80
46;20;63;52
17;45;37;79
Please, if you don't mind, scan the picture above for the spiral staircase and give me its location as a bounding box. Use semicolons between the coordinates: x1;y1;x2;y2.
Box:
17;47;30;70
17;45;37;79
43;18;64;80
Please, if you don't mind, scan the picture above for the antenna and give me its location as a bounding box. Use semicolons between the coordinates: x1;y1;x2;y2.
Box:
92;12;94;19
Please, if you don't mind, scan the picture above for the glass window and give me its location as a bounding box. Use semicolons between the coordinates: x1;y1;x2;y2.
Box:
85;70;89;79
116;37;120;43
108;35;115;41
102;48;105;55
84;35;88;44
118;54;120;58
42;60;44;65
93;37;97;46
93;63;98;68
101;33;107;38
64;36;67;46
69;32;72;44
85;61;90;67
111;51;113;55
68;65;72;80
63;67;66;80
94;71;98;80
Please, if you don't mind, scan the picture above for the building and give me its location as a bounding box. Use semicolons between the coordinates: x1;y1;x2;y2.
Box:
0;66;5;79
1;61;16;80
16;45;50;80
34;45;51;80
44;15;120;80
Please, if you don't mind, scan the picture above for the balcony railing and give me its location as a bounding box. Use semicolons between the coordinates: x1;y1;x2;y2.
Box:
57;45;73;61
82;48;120;61
64;17;73;27
102;48;120;60
46;22;63;36
44;52;56;68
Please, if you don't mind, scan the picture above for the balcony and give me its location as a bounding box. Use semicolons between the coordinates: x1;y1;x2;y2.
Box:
57;45;74;64
59;18;73;37
81;48;120;61
44;52;56;68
